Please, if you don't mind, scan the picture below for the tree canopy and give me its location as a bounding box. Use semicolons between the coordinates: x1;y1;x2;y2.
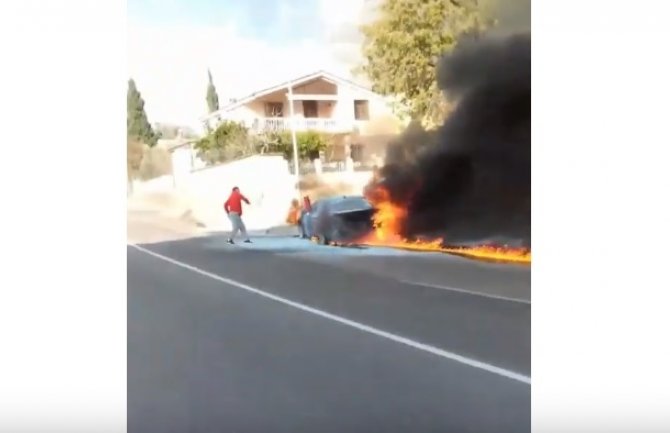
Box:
263;130;331;161
127;79;157;146
357;0;490;125
194;121;332;166
206;69;220;113
194;120;251;164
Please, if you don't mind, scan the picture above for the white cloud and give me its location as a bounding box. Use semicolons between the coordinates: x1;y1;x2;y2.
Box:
128;0;376;130
318;0;381;82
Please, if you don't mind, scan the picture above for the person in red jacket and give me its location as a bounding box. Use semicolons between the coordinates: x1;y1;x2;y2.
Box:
224;186;251;244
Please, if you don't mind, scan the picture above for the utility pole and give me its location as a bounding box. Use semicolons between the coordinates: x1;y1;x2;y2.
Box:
287;81;300;197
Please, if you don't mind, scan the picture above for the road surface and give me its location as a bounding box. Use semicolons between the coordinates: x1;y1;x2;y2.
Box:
128;224;531;433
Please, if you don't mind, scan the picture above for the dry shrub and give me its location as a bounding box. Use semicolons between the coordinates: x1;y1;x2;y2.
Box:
127;138;145;180
139;146;173;180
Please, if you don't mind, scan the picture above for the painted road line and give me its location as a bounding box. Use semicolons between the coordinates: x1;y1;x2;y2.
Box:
401;280;531;305
129;244;531;385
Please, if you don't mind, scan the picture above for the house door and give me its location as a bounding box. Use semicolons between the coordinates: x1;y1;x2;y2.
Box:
302;100;318;118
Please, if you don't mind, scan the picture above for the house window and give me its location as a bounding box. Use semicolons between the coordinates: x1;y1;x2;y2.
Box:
354;100;370;120
302;100;319;118
350;143;364;162
264;102;284;117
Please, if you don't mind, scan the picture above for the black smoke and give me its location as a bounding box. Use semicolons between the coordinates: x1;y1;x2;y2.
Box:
374;33;531;247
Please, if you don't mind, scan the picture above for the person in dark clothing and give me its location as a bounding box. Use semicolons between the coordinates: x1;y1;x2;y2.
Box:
224;186;251;244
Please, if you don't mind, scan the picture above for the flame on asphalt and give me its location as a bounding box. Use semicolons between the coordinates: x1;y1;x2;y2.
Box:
355;185;531;264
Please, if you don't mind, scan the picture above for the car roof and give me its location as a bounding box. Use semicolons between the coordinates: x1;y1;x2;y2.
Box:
324;195;366;202
311;195;369;208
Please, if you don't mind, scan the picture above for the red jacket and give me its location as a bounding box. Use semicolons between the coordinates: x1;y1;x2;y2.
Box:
224;190;250;215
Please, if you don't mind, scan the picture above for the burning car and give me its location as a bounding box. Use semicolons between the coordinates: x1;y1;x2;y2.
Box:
300;195;376;245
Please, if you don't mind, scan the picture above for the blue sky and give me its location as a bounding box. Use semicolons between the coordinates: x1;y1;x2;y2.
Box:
127;0;368;127
128;0;322;45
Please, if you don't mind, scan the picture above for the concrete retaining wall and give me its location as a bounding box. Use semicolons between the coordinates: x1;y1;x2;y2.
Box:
129;156;294;230
129;155;374;231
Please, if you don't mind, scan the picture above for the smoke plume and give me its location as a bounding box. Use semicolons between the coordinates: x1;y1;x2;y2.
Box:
375;32;531;246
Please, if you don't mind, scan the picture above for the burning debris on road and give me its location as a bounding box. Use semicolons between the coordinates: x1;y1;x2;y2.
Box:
357;32;531;264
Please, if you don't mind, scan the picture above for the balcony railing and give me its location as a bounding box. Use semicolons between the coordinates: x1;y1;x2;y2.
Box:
248;117;352;133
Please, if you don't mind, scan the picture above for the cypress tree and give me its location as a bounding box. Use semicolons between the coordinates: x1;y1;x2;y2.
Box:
206;69;220;113
127;78;157;146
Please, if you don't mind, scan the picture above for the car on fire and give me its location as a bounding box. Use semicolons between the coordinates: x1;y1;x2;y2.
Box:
300;195;376;245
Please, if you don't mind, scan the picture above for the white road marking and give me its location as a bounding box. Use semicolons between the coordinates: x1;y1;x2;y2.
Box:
129;244;531;385
402;280;531;305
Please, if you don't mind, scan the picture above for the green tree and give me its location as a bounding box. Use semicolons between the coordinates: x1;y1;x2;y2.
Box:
206;69;220;113
357;0;489;124
127;79;157;146
195;123;331;166
194;120;253;165
262;130;330;160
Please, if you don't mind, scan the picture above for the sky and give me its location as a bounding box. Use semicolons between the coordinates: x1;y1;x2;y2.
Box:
128;0;376;129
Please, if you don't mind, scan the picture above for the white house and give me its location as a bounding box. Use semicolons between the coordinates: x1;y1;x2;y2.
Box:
200;70;404;170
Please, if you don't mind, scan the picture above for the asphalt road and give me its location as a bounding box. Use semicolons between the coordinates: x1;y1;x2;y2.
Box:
128;233;531;433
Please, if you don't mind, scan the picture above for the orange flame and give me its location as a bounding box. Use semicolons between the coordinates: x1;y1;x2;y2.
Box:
357;184;531;264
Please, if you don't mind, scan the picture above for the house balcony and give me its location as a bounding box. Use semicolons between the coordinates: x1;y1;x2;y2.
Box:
248;117;353;134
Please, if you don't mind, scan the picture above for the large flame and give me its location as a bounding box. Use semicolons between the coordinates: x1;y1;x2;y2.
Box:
357;185;531;264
